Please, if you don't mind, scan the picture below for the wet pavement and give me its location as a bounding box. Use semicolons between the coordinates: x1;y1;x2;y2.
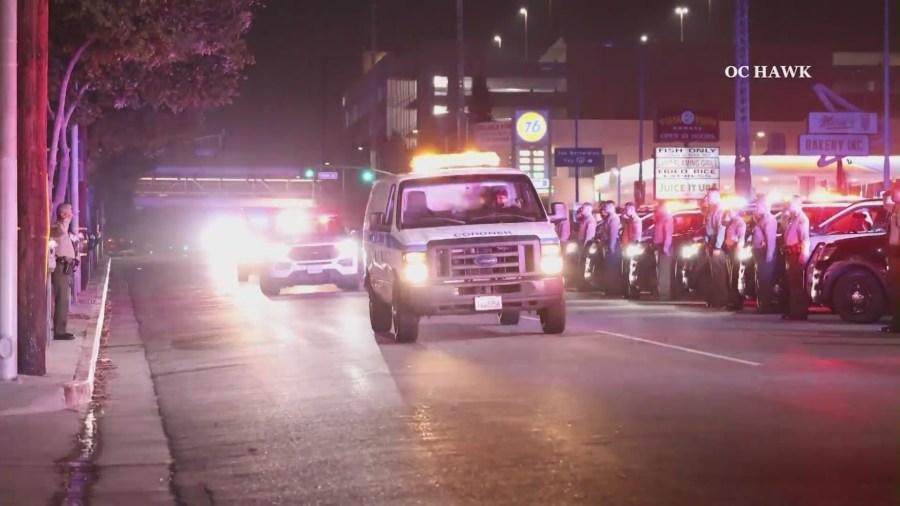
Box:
124;259;900;505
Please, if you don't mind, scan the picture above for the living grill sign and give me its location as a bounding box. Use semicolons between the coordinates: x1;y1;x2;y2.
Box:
654;147;720;200
655;109;720;143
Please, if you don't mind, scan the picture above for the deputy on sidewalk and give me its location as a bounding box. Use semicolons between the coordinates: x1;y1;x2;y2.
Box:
751;199;779;314
722;208;747;310
703;189;728;308
50;203;78;340
882;186;900;334
782;195;811;321
599;201;623;296
653;201;675;301
621;202;642;298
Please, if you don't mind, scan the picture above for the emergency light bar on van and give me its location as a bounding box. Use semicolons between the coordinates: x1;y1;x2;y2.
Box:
410;151;501;173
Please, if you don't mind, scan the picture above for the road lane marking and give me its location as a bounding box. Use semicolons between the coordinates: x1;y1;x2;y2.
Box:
595;330;763;367
522;316;539;321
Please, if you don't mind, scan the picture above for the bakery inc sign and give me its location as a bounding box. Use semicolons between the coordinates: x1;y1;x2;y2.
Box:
655;109;720;143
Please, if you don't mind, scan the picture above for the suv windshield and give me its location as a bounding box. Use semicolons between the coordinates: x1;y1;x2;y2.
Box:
398;174;546;229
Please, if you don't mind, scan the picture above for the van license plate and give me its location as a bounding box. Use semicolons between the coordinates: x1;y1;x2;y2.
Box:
307;266;323;274
474;295;502;311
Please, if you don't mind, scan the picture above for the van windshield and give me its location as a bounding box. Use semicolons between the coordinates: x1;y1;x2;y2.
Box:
398;174;547;229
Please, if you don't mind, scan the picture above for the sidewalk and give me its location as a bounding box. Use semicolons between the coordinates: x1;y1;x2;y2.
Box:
0;260;111;504
0;260;111;416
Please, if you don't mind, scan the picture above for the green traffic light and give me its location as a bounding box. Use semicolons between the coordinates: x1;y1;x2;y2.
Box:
360;169;375;183
304;168;316;179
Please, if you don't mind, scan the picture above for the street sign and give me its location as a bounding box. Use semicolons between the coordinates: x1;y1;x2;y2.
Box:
807;112;877;135
554;148;603;168
654;147;720;200
798;134;870;156
317;171;339;180
531;178;550;189
655;109;719;143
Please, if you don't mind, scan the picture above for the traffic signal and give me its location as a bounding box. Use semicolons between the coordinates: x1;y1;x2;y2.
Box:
360;169;375;183
303;167;316;179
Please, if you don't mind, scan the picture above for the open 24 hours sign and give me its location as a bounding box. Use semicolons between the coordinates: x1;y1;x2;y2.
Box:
654;147;720;200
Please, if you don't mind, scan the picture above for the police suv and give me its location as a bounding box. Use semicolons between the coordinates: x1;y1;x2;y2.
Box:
363;152;569;343
258;212;362;296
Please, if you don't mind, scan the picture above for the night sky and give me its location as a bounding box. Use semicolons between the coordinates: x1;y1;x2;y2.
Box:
205;0;893;167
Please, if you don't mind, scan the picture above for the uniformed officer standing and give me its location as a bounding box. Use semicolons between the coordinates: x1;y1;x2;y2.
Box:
600;201;622;296
653;200;675;301
722;208;747;310
750;199;778;314
782;195;811;320
621;202;642;298
50;203;78;340
703;189;729;308
882;186;900;333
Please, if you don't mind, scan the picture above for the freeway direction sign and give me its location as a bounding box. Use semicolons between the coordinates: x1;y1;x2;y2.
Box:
798;134;870;156
317;171;339;180
554;148;603;167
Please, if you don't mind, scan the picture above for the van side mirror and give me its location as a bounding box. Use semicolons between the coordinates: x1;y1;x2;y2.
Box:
369;212;389;232
548;202;568;223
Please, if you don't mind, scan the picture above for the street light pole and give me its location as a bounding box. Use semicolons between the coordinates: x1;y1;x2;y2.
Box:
519;7;529;61
884;0;891;191
675;7;689;43
456;0;465;151
0;0;17;381
638;34;647;205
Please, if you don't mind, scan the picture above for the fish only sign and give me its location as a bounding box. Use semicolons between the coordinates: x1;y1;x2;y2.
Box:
654;147;720;200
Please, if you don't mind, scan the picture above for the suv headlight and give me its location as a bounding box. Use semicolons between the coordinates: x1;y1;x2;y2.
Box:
540;243;564;275
267;243;291;261
402;252;428;284
625;244;645;258
336;238;358;258
681;243;701;259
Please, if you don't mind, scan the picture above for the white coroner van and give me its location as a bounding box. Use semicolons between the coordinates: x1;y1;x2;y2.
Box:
363;162;569;343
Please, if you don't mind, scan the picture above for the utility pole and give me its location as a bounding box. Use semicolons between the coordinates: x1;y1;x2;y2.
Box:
884;0;891;191
456;0;465;150
0;0;18;381
733;0;752;197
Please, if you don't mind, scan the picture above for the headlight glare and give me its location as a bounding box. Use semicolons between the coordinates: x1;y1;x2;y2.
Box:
681;243;701;259
540;255;564;275
542;244;561;257
738;246;752;261
625;244;645;258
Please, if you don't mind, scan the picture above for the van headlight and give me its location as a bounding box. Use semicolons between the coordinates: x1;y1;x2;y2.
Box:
402;252;428;284
681;243;702;259
738;245;753;261
540;244;564;275
625;244;645;258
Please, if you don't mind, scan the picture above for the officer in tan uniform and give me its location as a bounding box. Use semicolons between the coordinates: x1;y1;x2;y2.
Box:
722;208;747;310
750;199;779;314
882;186;900;334
653;200;675;301
782;195;811;321
50;203;78;340
621;202;642;298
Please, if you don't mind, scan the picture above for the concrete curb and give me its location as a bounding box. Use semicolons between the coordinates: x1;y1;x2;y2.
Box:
63;259;112;408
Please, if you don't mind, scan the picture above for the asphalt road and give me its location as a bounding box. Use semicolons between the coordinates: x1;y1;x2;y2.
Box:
123;258;900;505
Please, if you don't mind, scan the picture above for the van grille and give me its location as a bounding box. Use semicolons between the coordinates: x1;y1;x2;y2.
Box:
431;238;538;280
289;245;337;262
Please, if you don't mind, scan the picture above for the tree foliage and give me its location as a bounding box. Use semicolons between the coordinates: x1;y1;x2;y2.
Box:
47;0;260;204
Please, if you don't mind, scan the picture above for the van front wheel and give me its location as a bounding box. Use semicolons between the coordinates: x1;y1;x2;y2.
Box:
539;299;566;335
